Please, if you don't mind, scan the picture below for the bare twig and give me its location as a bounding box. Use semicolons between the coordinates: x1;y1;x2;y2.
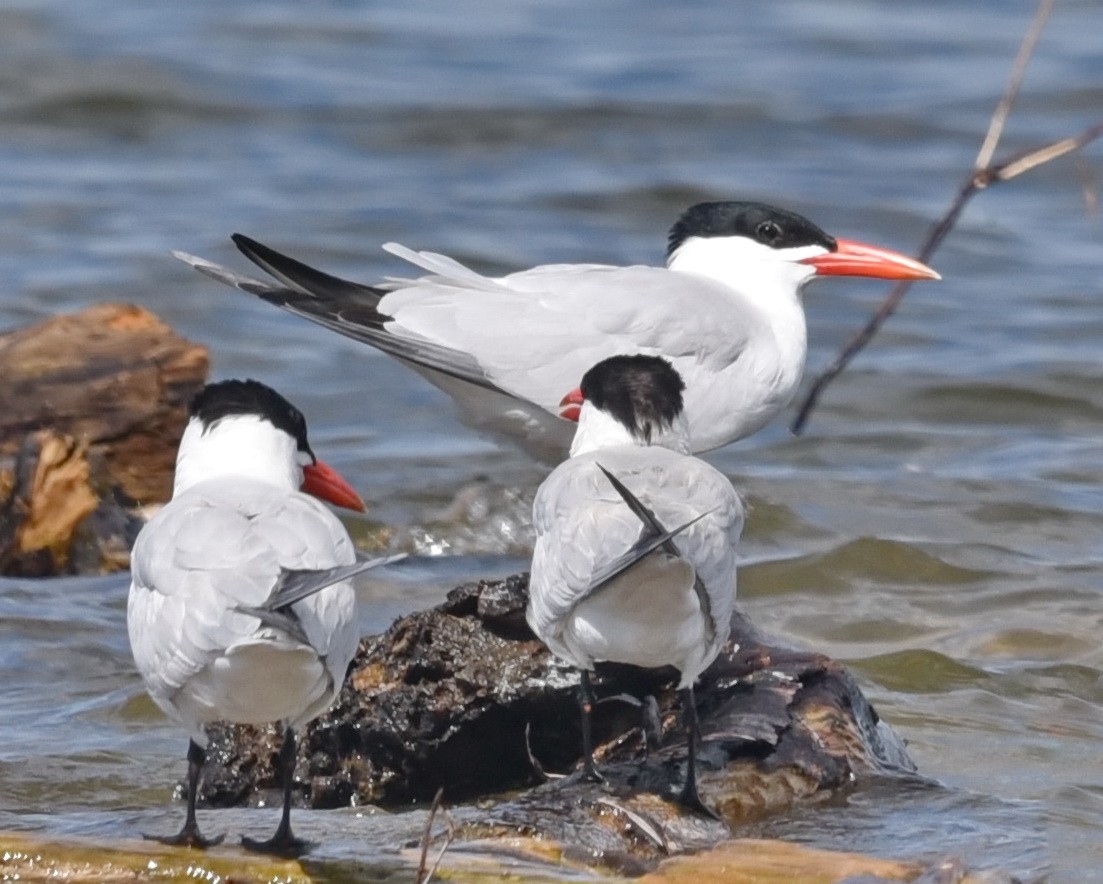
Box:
595;796;675;853
426;806;457;884
415;788;456;884
791;0;1101;434
1075;155;1100;217
975;0;1056;170
524;720;564;781
990;123;1103;183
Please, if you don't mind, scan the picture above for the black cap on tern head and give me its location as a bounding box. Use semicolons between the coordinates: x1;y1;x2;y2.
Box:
667;201;837;259
189;379;314;459
580;355;685;443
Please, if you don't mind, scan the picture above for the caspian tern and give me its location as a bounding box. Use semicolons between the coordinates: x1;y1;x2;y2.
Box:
173;201;939;462
526;354;744;815
127;379;401;856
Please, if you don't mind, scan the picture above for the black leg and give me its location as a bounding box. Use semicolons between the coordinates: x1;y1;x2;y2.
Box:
676;686;721;820
143;739;224;848
579;670;604;782
242;727;312;857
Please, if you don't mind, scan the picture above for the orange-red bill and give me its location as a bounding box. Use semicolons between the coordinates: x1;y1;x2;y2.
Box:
559;387;584;422
301;459;367;512
801;238;940;280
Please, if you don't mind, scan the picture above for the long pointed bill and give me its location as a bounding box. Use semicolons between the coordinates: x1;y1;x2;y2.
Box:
801;238;941;280
302;460;367;512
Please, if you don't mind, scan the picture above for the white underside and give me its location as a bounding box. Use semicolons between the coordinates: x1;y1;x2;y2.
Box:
552;554;716;688
166;637;336;740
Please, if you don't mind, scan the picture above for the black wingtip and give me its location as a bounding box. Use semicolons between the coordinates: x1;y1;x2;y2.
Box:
231;232;263;253
596;463;661;534
231;232;281;266
230;233;386;304
595;461;714;553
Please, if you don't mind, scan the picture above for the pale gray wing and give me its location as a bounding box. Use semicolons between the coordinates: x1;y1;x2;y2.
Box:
178;235;758;459
173;247;498;394
528;460;651;642
127;487;281;709
240;488;364;672
651;455;744;639
175;246;574;462
379;260;753;408
186;236;750;411
381;242;504;291
584;463;714;638
127;481;364;707
528;450;743;643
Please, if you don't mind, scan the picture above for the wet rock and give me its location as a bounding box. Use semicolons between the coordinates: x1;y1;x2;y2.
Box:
198;572;917;864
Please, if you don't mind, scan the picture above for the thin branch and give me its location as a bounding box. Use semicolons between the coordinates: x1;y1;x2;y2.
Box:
415;788;455;884
1075;155;1099;218
990;122;1103;182
791;120;1103;435
425;804;457;884
791;0;1100;435
975;0;1056;170
524;720;564;781
595;796;674;853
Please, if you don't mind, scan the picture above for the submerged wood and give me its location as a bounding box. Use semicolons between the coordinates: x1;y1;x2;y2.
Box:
0;829;995;882
0;831;312;883
198;574;917;870
0;304;208;575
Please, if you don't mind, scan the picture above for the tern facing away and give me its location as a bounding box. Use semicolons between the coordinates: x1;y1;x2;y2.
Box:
526;355;744;815
174;201;939;462
127;379;399;856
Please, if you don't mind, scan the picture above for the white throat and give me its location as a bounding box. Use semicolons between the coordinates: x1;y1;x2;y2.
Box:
173;414;303;498
667;235;820;391
667;235;823;313
569;402;691;457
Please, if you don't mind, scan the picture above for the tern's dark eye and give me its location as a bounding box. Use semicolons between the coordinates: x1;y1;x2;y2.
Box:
755;220;783;245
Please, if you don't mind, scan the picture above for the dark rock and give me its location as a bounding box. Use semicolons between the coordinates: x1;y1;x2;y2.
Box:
197;572;917;850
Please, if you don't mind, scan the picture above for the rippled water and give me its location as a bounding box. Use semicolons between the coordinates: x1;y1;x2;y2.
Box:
2;1;1102;879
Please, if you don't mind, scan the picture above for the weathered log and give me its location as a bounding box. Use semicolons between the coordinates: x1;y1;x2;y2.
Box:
0;303;208;504
197;573;918;870
0;304;208;575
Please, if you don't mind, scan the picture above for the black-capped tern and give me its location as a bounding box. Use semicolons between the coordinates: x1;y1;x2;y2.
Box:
127;379;401;855
526;354;744;815
174;201;938;462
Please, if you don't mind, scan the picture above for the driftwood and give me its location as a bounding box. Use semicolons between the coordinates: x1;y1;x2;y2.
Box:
197;574;917;872
0;304;208;575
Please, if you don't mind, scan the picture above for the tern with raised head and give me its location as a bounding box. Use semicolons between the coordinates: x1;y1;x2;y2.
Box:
526;354;744;815
174;201;939;462
127;379;401;856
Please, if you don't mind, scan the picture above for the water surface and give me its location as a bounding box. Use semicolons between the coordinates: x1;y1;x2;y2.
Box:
3;1;1102;879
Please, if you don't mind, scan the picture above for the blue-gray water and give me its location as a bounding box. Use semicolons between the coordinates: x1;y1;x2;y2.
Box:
2;1;1102;879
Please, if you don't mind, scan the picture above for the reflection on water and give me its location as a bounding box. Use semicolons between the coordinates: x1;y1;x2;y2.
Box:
2;0;1102;878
